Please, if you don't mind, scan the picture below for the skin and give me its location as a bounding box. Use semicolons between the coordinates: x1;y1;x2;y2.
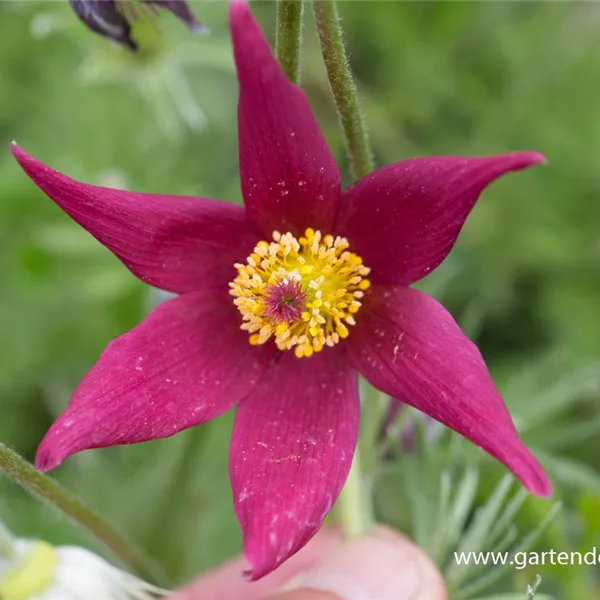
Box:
170;527;446;600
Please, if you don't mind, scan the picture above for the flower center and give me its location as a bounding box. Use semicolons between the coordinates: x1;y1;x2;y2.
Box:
230;229;371;358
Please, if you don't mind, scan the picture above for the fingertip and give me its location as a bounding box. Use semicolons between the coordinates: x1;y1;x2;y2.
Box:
170;528;342;600
264;591;339;600
282;525;446;600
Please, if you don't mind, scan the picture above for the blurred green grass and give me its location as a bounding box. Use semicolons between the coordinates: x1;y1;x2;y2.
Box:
0;2;598;598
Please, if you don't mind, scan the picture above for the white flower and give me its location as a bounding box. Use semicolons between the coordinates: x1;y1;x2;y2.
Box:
0;536;164;600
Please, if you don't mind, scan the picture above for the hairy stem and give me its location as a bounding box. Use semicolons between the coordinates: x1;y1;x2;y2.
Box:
0;443;166;585
313;0;373;180
276;0;305;85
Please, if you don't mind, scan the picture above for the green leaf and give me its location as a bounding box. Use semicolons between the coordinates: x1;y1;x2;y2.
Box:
538;452;600;495
447;475;514;585
436;468;479;566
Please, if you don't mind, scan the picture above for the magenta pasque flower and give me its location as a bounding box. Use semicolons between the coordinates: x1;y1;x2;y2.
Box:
12;0;551;579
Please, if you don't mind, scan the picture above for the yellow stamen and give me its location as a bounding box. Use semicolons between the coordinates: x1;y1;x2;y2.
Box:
230;229;371;357
0;541;58;600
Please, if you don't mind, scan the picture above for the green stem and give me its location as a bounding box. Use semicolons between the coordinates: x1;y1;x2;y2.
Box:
337;442;371;539
313;0;373;180
360;383;390;472
0;443;165;585
275;0;304;85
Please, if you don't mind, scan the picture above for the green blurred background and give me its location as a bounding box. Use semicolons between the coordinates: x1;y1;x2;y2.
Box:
0;2;599;598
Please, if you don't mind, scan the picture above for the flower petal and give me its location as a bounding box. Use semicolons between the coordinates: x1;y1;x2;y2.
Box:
69;0;136;49
68;0;205;50
12;144;257;294
347;285;551;497
36;290;273;471
337;153;545;285
229;349;359;579
145;1;206;35
230;1;341;236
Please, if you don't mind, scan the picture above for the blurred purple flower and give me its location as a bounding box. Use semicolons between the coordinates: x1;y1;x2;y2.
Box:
13;0;551;579
68;0;205;50
379;399;442;455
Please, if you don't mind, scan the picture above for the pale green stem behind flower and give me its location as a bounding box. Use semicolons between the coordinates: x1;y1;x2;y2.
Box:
335;383;378;540
336;445;372;539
